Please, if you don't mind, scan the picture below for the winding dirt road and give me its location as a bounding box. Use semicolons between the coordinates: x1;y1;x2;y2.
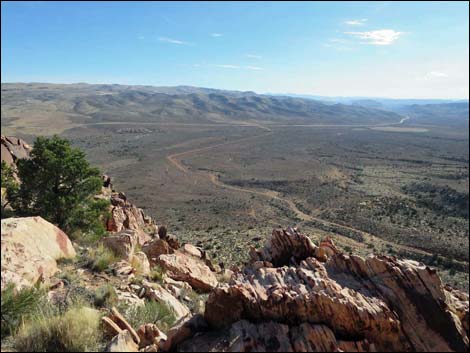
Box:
164;119;443;257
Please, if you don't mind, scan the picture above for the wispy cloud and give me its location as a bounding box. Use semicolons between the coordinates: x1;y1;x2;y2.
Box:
245;66;264;71
344;18;368;26
344;29;404;45
210;33;223;37
158;37;191;45
213;64;264;71
425;71;449;79
246;53;262;59
137;36;145;40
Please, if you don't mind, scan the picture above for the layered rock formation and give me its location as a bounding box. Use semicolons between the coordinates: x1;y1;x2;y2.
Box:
1;135;31;168
172;227;469;352
1;216;76;290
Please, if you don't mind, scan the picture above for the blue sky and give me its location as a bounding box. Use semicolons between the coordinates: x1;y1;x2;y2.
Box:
1;1;469;98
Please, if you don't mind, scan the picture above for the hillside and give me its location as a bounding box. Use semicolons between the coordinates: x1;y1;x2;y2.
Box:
1;83;404;136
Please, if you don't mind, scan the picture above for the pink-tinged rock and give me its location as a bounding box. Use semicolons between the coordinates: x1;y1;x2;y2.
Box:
158;251;218;292
181;244;203;259
142;239;173;264
1;135;31;167
1;216;76;290
249;226;317;266
101;229;139;258
141;280;190;321
189;228;469;352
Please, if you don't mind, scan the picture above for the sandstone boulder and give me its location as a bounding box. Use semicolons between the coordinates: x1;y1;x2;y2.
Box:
1;135;31;168
142;239;173;264
106;192;155;245
137;323;167;349
249;226;317;266
1;216;76;290
141;280;190;321
130;251;151;276
158;251;218;292
101;229;139;258
106;330;139;352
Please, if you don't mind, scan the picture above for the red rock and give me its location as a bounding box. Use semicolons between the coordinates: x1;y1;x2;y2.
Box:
1;135;31;168
1;216;76;290
136;324;167;349
142;239;173;264
158;251;218;292
174;228;469;352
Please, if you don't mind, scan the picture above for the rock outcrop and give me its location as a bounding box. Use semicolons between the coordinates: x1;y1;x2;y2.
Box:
105;192;156;245
158;251;218;293
1;135;31;168
173;227;469;352
1;216;76;290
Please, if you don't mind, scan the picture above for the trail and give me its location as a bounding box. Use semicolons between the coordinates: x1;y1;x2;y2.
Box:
165;119;440;257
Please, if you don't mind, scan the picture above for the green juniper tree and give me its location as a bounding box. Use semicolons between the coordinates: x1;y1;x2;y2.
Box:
11;135;108;234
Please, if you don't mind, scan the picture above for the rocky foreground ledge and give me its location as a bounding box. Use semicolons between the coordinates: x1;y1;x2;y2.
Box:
168;227;469;352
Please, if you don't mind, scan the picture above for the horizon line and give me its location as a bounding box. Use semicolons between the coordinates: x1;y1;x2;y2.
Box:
1;81;469;101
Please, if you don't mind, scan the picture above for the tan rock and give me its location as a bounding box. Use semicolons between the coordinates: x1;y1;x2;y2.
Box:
130;251;151;276
249;226;317;266
1;135;31;168
314;237;340;262
101;229;139;258
141;280;190;321
142;239;173;264
158;251;218;292
1;216;76;290
136;323;167;349
178;227;469;352
181;244;203;259
163;315;208;352
106;330;139;352
106;192;154;245
163;277;193;299
110;260;134;277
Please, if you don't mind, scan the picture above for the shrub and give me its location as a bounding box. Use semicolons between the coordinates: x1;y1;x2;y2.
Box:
148;264;165;283
1;283;44;338
13;306;103;352
86;244;119;272
93;284;118;308
117;300;176;332
10;135;109;234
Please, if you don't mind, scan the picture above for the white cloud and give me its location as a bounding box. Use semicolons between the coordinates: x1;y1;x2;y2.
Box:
211;33;223;37
344;29;404;45
344;19;367;26
213;64;264;71
246;54;262;59
214;64;240;69
158;37;190;45
425;71;449;79
245;66;264;71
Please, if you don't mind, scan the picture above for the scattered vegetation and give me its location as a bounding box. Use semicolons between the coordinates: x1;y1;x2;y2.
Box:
93;284;118;308
12;306;103;352
85;244;119;272
1;283;44;339
117;300;176;332
148;264;165;283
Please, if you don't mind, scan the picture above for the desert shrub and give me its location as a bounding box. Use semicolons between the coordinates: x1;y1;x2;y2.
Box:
93;284;118;308
117;300;176;332
10;135;109;234
148;264;165;283
1;283;45;338
13;306;103;352
86;244;119;272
